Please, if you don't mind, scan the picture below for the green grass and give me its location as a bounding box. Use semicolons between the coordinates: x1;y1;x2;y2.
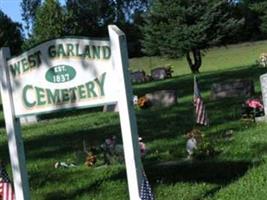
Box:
129;40;267;76
1;40;267;199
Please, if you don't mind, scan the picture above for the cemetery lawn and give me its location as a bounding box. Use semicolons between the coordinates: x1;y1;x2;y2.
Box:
1;40;267;199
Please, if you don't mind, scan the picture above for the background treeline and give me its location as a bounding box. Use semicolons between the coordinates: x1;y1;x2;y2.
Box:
2;0;267;58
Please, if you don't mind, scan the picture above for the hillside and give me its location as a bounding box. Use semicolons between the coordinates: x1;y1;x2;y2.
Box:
1;40;267;199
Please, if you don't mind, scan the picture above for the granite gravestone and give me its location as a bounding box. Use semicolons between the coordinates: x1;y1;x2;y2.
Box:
260;74;267;116
151;66;173;81
145;90;177;108
20;116;38;125
103;103;119;112
151;68;167;80
210;79;254;100
130;71;146;83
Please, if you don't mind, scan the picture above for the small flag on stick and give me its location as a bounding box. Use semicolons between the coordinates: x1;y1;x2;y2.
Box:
0;164;15;200
140;171;154;200
193;75;209;126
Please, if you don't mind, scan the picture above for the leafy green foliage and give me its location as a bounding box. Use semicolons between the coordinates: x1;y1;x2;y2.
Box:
0;9;23;55
249;0;267;36
20;0;148;56
20;0;41;37
65;0;114;36
141;0;244;73
65;0;148;56
32;0;67;43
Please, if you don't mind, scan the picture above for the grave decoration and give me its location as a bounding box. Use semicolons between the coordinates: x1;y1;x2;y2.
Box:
185;129;217;160
133;95;138;105
185;129;202;158
241;98;264;120
150;65;173;80
81;136;147;165
54;161;77;169
100;136;124;165
138;137;148;157
82;140;97;167
257;53;267;67
210;79;254;100
0;160;15;199
137;96;151;109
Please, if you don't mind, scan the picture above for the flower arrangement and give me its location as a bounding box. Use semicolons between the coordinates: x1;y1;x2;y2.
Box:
241;97;264;119
100;136;124;164
185;129;217;160
84;151;97;167
137;96;151;109
257;53;267;67
139;137;148;157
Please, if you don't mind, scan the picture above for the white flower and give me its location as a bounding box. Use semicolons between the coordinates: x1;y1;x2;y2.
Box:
186;138;197;156
259;53;267;67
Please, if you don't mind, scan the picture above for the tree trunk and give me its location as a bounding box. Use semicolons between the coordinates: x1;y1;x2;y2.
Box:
186;48;202;74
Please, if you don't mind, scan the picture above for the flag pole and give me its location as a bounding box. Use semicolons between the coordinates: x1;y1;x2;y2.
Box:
193;74;197;127
193;74;209;127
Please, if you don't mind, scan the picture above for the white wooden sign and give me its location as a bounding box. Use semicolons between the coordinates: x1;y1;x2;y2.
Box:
0;25;144;200
7;38;118;116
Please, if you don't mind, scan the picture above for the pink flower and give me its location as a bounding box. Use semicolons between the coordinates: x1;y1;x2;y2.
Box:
139;137;147;156
245;99;263;109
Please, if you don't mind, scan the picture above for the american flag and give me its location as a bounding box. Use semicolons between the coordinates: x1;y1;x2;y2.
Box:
140;171;154;200
193;75;208;126
0;165;15;200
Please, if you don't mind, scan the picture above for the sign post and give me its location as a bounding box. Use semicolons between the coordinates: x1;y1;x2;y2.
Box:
109;25;143;199
0;25;145;199
0;48;30;200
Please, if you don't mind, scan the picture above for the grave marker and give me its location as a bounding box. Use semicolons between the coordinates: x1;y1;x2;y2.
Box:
260;74;267;117
145;90;177;108
151;66;173;80
210;79;254;100
131;70;147;83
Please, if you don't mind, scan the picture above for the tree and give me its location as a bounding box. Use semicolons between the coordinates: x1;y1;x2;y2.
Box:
20;0;41;37
141;0;244;73
247;0;267;37
65;0;115;36
0;9;23;55
33;0;66;43
65;0;149;56
23;0;148;56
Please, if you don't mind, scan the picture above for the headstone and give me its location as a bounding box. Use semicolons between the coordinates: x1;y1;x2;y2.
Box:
20;116;38;125
151;68;167;80
210;79;254;100
103;103;119;112
260;74;267;117
151;66;173;81
145;90;177;108
130;71;146;83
